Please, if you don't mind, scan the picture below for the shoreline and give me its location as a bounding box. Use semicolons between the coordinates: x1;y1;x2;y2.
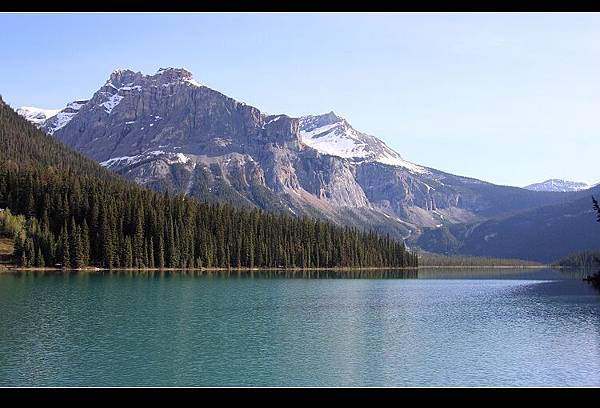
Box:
0;264;552;273
1;265;418;273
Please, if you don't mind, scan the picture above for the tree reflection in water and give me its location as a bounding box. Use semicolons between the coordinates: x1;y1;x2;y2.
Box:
583;269;600;292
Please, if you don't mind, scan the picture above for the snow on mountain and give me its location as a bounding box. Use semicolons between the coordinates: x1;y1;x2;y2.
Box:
16;106;60;126
44;99;89;135
100;150;192;168
523;179;590;192
298;112;427;174
99;93;124;114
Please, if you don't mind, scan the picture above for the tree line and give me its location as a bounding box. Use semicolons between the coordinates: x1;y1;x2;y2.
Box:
417;252;541;267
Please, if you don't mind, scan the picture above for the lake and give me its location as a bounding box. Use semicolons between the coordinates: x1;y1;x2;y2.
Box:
1;268;599;386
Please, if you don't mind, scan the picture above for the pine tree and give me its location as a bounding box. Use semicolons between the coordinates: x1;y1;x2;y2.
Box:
13;233;25;266
133;208;145;269
157;234;165;269
36;246;45;267
149;237;155;269
81;220;90;266
99;206;112;269
59;223;70;268
125;236;133;268
75;226;86;268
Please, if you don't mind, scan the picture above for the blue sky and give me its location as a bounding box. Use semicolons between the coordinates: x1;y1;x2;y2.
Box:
1;12;598;187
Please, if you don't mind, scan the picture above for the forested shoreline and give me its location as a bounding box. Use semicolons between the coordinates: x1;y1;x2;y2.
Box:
0;97;418;270
418;252;543;267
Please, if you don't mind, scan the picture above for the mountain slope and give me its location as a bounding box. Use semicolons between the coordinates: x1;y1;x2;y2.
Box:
416;185;600;262
4;99;122;182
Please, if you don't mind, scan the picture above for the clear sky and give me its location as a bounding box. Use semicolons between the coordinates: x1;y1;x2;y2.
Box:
1;12;598;187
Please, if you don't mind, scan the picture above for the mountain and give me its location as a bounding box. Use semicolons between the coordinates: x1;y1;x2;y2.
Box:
524;179;591;192
416;184;600;263
1;96;416;269
15;106;60;127
16;67;590;260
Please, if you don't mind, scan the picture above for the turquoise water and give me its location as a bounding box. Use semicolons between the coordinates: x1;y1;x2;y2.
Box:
0;269;599;386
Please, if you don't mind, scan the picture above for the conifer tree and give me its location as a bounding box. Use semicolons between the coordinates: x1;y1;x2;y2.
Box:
157;234;165;269
81;220;90;266
148;237;155;269
125;236;133;268
133;208;145;268
59;223;70;268
36;246;45;267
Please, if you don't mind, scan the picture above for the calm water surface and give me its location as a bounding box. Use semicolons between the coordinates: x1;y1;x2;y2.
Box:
0;268;599;386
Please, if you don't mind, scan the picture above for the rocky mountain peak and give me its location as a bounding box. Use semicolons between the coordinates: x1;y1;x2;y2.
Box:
152;67;201;87
104;67;201;89
109;68;139;80
317;111;343;124
156;67;193;79
299;111;344;132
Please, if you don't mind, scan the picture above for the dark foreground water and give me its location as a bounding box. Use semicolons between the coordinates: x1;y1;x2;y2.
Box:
0;268;599;386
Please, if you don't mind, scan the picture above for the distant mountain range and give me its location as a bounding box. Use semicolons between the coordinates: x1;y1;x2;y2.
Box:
524;179;592;192
417;184;600;262
16;67;600;262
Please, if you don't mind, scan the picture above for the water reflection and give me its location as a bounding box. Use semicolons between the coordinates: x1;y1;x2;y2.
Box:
4;266;599;282
2;268;419;280
583;269;600;292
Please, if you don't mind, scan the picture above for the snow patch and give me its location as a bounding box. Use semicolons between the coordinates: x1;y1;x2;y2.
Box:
171;153;191;164
484;233;498;241
183;78;202;87
299;115;427;174
100;151;191;169
48;112;76;134
100;93;124;114
213;137;232;147
118;84;142;91
100;155;139;167
263;115;283;128
423;183;435;192
17;106;60;126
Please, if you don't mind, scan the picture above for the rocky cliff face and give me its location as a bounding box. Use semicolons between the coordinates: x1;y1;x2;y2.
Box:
41;68;300;162
19;67;579;246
